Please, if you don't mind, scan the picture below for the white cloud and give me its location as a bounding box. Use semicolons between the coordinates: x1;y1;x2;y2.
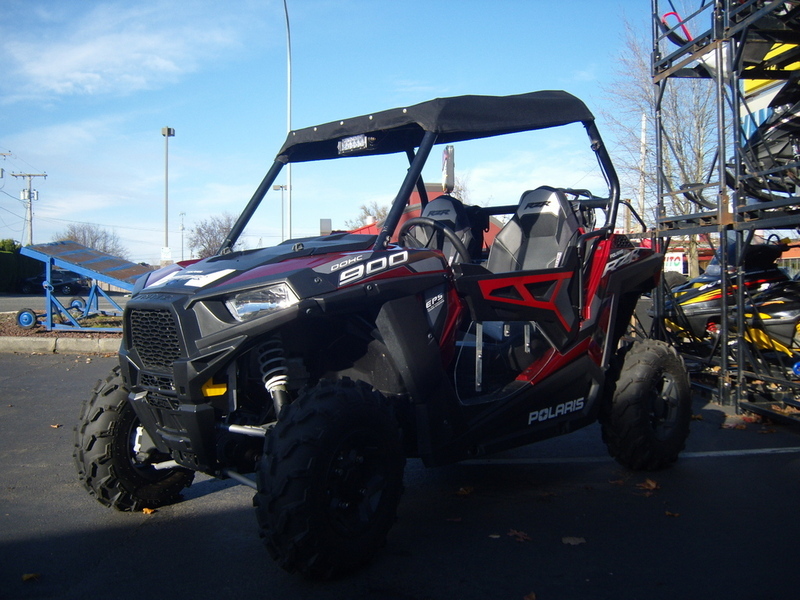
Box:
569;68;599;83
1;1;252;101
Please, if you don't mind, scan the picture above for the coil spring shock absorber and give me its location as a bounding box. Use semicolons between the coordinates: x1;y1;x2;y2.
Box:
257;338;290;416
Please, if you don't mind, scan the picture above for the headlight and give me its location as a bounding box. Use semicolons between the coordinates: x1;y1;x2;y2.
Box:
224;283;299;322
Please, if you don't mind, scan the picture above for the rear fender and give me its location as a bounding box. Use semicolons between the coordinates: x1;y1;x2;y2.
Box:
596;250;664;368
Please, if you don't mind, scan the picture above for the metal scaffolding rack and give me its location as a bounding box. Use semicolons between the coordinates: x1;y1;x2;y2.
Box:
651;0;800;425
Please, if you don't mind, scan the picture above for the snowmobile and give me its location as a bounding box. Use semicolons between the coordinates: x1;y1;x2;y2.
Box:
740;277;800;361
664;241;790;342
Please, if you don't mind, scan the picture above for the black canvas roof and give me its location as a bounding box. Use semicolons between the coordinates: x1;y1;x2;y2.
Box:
278;90;594;163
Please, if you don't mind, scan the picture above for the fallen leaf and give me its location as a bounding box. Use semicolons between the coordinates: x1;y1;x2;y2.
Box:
720;423;747;430
507;529;532;542
758;428;777;434
50;424;62;429
562;536;586;546
635;478;660;497
636;478;660;491
488;534;501;539
456;486;474;497
523;593;537;600
665;511;680;517
142;507;156;515
741;414;761;424
608;478;626;486
691;414;704;421
22;573;39;582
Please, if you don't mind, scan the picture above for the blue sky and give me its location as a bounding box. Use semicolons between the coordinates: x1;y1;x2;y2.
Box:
0;0;647;264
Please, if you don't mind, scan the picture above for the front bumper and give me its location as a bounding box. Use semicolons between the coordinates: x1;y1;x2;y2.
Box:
119;291;299;473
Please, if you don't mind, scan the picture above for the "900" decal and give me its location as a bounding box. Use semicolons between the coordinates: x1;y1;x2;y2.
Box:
338;251;409;286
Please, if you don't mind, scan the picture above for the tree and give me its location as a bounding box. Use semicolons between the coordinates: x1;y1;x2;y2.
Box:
344;201;389;230
602;20;717;277
53;223;130;259
343;176;474;231
0;239;21;252
452;175;472;206
187;212;239;259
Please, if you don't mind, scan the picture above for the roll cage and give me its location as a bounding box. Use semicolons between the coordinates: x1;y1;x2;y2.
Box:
219;90;622;255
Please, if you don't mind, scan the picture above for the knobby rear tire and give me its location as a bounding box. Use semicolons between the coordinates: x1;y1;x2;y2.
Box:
601;339;692;470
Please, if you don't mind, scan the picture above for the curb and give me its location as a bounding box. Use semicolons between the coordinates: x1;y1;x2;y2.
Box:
0;336;121;355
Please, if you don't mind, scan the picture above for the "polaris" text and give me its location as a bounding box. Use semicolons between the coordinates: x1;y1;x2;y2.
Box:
528;398;585;424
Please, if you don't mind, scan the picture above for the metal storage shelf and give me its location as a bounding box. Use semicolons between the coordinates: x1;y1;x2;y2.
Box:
651;0;800;423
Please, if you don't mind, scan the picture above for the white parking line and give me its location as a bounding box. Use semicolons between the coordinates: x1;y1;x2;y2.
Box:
462;446;800;466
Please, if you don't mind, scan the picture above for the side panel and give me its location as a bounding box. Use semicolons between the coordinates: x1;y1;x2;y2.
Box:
429;353;603;465
375;295;461;459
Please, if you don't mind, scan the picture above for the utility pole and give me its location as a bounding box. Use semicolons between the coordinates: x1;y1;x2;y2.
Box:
638;113;647;225
11;172;47;246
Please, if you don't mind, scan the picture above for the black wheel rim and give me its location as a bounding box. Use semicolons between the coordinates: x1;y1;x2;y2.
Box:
118;410;177;483
649;371;681;441
325;431;388;537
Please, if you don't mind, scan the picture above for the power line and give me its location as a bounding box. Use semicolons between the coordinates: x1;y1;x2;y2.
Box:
37;214;162;233
0;146;45;174
0;203;24;219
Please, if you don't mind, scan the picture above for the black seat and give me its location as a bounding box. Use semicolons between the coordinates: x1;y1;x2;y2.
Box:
486;186;582;273
407;195;479;264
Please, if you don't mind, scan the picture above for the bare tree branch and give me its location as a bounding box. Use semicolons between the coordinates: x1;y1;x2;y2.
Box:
52;223;130;259
187;212;240;259
344;201;389;230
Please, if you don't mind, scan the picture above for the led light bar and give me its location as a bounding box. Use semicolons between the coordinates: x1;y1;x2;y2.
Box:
337;134;375;155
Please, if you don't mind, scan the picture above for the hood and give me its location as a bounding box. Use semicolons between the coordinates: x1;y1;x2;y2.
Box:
134;233;378;297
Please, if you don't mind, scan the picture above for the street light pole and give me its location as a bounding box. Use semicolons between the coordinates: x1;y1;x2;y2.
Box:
273;184;286;241
282;0;292;240
162;127;175;263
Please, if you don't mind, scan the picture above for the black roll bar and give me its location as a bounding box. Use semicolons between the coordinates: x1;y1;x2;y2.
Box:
218;158;286;255
375;131;439;251
584;120;621;230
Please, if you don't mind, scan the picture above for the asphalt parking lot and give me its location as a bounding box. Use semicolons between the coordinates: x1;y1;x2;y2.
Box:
2;352;800;600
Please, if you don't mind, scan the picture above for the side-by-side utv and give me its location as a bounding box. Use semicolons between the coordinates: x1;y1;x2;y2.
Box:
74;90;691;579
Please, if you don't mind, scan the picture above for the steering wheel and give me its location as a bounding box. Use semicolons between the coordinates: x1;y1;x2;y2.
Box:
398;217;471;264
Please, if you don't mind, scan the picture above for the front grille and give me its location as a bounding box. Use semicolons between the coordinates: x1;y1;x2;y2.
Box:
140;372;175;392
130;309;182;370
145;391;180;411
